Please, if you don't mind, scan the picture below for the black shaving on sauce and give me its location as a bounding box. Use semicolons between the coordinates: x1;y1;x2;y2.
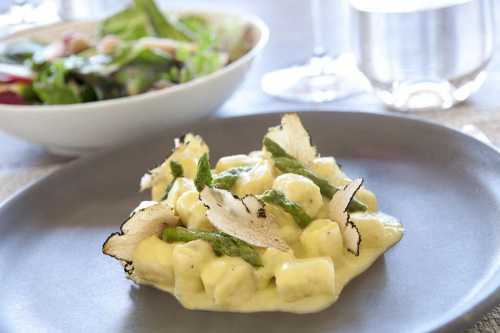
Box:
345;220;362;256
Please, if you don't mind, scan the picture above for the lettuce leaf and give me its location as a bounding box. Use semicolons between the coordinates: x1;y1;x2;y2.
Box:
134;0;192;41
99;0;193;42
99;6;149;41
32;60;81;104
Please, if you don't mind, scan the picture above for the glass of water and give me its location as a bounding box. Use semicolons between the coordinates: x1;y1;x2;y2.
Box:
350;0;495;112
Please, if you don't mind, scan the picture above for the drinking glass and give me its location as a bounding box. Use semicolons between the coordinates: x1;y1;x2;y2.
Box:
261;0;365;103
350;0;495;112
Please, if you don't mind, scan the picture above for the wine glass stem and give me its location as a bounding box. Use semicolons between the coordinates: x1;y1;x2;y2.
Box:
311;0;327;58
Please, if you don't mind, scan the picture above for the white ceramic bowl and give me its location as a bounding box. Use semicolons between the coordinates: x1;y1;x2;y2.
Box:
0;9;268;155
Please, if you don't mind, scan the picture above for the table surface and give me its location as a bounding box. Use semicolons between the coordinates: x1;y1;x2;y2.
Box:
0;1;499;332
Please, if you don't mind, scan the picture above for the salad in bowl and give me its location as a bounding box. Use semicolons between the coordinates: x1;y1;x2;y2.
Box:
0;0;254;105
0;1;267;155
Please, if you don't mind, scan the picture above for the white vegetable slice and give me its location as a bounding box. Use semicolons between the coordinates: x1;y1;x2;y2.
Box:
265;113;317;165
328;178;363;256
140;133;209;191
199;187;289;251
102;202;178;262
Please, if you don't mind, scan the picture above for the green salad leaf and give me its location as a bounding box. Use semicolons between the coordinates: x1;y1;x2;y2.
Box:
32;60;81;104
134;0;192;41
99;6;149;41
100;0;192;42
112;47;175;95
0;0;249;106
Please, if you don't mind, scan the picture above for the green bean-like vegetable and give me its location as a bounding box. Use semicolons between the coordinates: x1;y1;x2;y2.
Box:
170;160;183;178
194;153;213;192
162;226;262;267
212;166;252;190
161;160;184;200
273;157;332;196
264;137;367;213
260;189;312;228
262;137;295;159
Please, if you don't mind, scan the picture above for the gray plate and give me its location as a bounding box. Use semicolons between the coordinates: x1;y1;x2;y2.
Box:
0;112;499;333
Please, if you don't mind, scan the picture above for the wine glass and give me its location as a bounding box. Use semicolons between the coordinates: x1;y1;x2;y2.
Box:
261;0;365;103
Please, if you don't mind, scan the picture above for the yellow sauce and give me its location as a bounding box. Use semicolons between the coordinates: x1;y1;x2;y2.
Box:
131;212;403;313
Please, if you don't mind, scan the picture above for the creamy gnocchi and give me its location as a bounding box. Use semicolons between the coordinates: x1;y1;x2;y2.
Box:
103;114;403;313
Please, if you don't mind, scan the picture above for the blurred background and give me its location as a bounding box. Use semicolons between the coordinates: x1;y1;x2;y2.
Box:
1;0;495;116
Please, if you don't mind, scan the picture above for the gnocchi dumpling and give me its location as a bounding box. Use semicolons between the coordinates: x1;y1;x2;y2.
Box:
256;247;295;289
215;154;258;173
176;191;214;231
275;258;335;302
266;204;302;245
310;157;345;186
172;240;215;295
201;257;257;306
272;173;323;218
300;219;344;261
350;213;385;248
132;235;175;287
233;159;275;197
164;178;196;208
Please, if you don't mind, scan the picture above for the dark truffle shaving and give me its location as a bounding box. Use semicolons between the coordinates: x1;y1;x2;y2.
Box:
345;221;362;256
329;178;364;256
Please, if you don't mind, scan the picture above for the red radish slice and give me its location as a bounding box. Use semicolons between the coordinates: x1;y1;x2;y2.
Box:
0;91;25;105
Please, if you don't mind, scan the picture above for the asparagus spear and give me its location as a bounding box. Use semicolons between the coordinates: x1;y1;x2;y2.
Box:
161;160;184;200
262;137;295;159
212;166;252;190
194;153;213;192
260;189;312;228
263;138;367;213
162;226;262;267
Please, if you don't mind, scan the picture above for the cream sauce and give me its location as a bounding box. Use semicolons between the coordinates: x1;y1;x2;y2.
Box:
131;212;403;313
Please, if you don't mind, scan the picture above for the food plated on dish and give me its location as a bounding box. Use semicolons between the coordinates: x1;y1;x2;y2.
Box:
0;3;267;155
103;113;403;313
0;0;253;105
